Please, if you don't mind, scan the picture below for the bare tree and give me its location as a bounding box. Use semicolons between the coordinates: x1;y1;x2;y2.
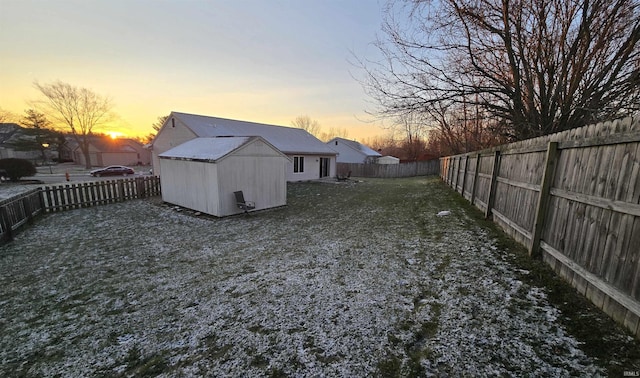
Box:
291;115;322;137
360;0;640;141
0;107;16;124
33;81;113;168
319;127;350;142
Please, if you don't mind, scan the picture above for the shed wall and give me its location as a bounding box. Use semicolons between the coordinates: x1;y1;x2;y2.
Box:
378;156;400;165
159;159;219;216
217;156;286;216
217;140;287;216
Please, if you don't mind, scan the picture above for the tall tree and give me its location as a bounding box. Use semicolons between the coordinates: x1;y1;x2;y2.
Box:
361;0;640;141
291;115;322;137
33;81;113;168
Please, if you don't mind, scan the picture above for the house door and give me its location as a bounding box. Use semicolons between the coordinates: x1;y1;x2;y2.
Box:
319;157;330;178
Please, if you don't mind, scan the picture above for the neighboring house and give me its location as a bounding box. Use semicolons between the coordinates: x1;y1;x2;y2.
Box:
58;137;77;162
71;136;151;167
151;112;338;181
377;156;401;164
159;136;288;217
0;123;44;161
327;137;381;164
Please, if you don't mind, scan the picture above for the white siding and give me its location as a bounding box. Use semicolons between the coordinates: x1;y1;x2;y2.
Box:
152;118;198;176
216;139;287;216
378;156;400;164
331;141;368;163
286;154;335;181
159;137;288;217
217;156;286;216
159;159;219;216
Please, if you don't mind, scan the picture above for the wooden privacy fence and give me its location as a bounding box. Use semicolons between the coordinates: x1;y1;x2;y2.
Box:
337;160;440;178
0;188;43;243
0;176;161;243
41;176;161;212
440;116;640;338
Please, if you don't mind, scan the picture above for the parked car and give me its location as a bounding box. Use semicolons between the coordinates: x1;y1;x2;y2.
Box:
89;165;135;177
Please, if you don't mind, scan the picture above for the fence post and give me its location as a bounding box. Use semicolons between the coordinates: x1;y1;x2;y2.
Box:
38;188;45;213
0;206;13;242
22;197;33;225
136;177;145;198
530;142;559;257
453;157;460;192
485;150;501;219
448;157;454;185
445;158;450;184
471;153;481;206
461;155;469;197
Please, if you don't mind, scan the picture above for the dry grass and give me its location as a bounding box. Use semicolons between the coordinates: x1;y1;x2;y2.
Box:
0;177;638;377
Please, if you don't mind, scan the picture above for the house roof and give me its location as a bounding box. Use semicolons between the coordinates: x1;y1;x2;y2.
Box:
169;112;337;156
65;135;141;153
90;138;138;153
159;136;277;162
0;123;23;144
327;137;382;157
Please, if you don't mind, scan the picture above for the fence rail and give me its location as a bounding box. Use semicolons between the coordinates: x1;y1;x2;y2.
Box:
337;160;440;178
0;176;161;243
440;116;640;338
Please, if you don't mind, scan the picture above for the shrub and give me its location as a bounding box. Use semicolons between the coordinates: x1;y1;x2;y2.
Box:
0;158;37;182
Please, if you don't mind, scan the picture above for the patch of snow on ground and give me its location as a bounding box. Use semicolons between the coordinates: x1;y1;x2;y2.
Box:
0;179;605;376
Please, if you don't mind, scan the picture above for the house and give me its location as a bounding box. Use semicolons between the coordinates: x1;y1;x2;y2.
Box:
151;112;338;181
327;137;381;164
0;123;45;161
158;136;288;217
71;136;151;167
58;137;76;162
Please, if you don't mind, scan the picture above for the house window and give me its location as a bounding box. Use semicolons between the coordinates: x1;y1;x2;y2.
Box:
294;156;304;173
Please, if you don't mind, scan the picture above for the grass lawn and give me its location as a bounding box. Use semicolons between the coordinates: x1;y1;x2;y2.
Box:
1;176;638;377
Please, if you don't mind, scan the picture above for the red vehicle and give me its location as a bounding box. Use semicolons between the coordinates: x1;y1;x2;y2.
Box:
89;165;135;177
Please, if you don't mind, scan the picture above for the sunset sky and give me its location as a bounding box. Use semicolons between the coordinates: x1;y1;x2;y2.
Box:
0;0;388;140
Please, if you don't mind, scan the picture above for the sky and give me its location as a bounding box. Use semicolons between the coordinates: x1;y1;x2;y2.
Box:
0;0;388;140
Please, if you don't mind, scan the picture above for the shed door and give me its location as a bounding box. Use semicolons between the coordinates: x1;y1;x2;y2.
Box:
319;157;330;178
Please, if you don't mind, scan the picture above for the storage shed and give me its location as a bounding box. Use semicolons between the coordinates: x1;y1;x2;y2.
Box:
377;156;400;164
158;136;289;217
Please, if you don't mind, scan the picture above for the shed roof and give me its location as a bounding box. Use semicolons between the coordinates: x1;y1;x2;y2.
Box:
327;137;381;157
168;112;337;156
158;137;254;162
159;136;287;163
